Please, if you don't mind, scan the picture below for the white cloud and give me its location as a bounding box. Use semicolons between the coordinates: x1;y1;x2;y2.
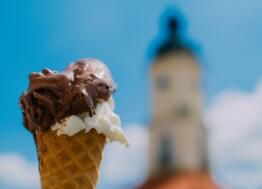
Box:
0;153;40;188
206;79;262;188
99;124;149;188
206;80;262;155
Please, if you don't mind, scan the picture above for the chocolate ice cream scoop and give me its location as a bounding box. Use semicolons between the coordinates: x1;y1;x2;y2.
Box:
20;59;116;133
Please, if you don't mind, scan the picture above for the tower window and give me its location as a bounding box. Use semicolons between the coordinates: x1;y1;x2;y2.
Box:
176;103;190;117
156;76;170;91
158;137;172;169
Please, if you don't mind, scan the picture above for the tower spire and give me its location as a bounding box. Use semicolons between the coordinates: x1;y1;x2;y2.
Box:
156;17;192;56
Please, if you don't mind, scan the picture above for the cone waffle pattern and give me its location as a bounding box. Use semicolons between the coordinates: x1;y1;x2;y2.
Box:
36;129;106;189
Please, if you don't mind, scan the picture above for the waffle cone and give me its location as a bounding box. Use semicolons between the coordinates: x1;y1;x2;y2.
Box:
35;128;106;189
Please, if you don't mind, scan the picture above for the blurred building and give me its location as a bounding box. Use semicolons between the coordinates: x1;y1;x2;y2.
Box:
137;15;219;189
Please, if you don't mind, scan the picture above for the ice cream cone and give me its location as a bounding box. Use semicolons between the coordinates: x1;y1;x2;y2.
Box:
20;59;128;188
36;128;106;189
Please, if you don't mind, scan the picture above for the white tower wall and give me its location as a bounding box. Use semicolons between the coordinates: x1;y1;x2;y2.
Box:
149;52;209;178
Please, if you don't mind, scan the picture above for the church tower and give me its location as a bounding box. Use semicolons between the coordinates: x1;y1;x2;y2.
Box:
149;17;209;179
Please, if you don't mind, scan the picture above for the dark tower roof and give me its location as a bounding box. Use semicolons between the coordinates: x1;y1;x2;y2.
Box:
156;17;193;57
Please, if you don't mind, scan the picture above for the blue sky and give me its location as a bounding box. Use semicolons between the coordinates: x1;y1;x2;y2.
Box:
1;1;262;189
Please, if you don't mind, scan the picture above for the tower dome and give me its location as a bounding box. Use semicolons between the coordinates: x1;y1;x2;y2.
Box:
156;17;193;57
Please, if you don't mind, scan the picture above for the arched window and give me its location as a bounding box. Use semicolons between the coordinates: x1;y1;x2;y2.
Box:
158;137;172;169
155;75;170;91
176;103;190;117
